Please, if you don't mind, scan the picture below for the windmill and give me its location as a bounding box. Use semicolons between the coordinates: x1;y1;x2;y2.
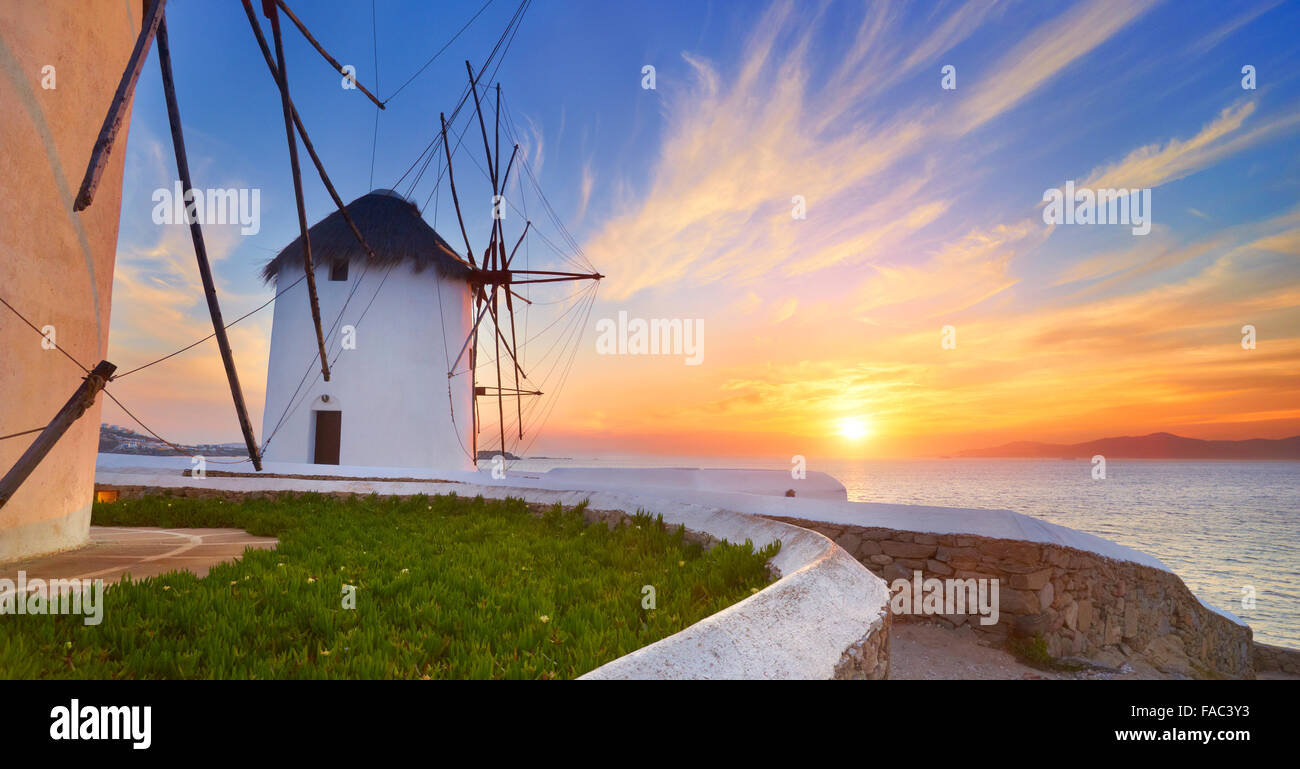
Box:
19;0;592;481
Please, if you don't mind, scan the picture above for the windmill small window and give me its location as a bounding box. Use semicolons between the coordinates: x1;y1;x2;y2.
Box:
329;259;348;281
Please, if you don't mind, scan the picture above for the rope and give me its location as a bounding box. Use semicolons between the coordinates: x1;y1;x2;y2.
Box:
382;0;497;105
392;0;530;197
0;293;91;374
0;427;45;442
368;0;380;189
112;273;306;380
101;388;252;465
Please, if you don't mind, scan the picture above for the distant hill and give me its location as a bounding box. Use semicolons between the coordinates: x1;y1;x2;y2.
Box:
475;451;521;461
957;432;1300;459
99;424;247;457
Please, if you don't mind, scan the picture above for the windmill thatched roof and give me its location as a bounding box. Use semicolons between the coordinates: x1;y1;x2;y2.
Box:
261;190;472;283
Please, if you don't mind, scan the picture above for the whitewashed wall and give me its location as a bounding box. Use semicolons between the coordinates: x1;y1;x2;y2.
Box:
261;260;475;471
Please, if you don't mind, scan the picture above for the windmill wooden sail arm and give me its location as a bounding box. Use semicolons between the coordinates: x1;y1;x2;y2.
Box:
469;269;604;286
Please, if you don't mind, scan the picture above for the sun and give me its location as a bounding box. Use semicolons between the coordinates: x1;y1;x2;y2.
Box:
838;417;871;441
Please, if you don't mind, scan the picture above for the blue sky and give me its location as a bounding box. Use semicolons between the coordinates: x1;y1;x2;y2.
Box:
107;0;1300;456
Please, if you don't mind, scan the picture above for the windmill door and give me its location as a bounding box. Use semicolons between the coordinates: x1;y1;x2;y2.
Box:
313;410;341;464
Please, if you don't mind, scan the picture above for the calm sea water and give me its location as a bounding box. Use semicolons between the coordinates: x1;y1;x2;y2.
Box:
497;455;1300;648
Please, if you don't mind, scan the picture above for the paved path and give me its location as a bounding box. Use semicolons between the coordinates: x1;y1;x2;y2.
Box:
0;527;278;591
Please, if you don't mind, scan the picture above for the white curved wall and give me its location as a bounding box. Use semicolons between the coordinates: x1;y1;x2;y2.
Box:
261;260;475;471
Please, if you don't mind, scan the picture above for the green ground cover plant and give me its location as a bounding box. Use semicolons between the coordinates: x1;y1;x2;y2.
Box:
0;492;778;679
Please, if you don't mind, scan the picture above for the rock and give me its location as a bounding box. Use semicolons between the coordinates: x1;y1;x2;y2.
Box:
926;559;954;576
1091;647;1127;669
1143;635;1192;676
1045;548;1071;568
1009;568;1054;591
1038;582;1054;612
1063;600;1079;631
883;562;912;584
834;532;862;555
1001;587;1040;615
1123;600;1140;640
858;539;882;557
935;545;980;562
980;540;1041;565
1076;599;1093;632
914;533;938;545
880;540;938;559
869;554;893;566
1104;614;1123;646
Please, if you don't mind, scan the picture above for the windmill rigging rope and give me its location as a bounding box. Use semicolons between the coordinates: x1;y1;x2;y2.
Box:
484;282;595;450
0;293;92;374
0;427;46;442
381;0;497;105
112;273;307;380
100;387;252;465
500;90;594;273
496;282;597;459
367;0;380;190
453;279;595;376
395;0;530;201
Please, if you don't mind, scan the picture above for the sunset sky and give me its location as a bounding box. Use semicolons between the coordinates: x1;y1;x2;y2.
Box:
103;0;1300;459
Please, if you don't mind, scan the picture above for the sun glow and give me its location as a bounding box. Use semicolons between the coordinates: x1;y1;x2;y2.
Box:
838;417;871;441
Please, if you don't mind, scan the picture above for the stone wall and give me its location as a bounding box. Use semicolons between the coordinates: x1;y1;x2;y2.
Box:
1254;642;1300;676
771;516;1255;679
833;609;891;680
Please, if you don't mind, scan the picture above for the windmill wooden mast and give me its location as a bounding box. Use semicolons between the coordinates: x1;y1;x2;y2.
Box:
442;62;602;461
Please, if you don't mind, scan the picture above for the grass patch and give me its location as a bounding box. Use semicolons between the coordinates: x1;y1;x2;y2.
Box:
1007;633;1086;673
0;493;778;679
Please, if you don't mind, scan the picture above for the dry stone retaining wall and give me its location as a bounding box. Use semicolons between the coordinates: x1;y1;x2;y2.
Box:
772;516;1255;679
1253;642;1300;675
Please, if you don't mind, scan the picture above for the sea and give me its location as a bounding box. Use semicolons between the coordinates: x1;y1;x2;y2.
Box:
494;455;1300;649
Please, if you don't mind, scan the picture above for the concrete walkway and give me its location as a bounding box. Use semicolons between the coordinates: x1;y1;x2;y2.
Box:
0;527;278;589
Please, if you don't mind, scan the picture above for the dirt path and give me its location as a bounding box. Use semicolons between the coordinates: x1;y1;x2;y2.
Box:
888;621;1184;680
889;622;1065;680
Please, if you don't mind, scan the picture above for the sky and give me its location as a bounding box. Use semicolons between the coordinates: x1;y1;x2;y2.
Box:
103;0;1300;459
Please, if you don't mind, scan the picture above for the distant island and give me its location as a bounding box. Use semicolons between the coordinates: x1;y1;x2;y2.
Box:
957;432;1300;459
476;451;522;461
99;424;247;457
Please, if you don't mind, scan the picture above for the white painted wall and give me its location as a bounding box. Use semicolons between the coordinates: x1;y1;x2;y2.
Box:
260;260;475;471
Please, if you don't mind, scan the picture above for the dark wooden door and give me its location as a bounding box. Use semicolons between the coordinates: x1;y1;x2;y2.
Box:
312;410;341;464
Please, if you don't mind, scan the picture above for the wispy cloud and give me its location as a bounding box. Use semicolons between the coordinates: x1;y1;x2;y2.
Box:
1078;101;1274;190
953;0;1159;134
1186;0;1282;55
